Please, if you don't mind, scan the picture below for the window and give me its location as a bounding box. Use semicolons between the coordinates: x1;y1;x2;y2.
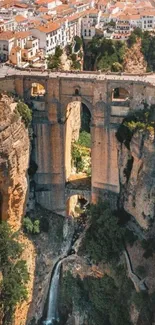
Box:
89;29;91;36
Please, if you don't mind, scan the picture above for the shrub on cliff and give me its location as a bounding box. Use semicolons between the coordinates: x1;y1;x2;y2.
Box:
74;36;82;52
47;46;63;70
16;101;32;128
82;201;124;263
0;222;29;324
60;268;133;325
23;217;40;234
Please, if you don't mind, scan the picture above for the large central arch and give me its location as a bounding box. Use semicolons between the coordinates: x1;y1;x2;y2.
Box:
64;96;92;183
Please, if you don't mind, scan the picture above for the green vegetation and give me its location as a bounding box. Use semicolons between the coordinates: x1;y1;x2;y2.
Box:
70;53;81;70
78;50;83;59
135;265;147;278
71;142;90;174
141;237;155;258
141;32;155;71
132;291;155;323
15;101;32;128
47;45;63;70
81;201;124;263
60;265;134;325
74;36;82;52
77;131;91;148
124;107;155;133
128;32;137;48
71;130;91;175
23;217;40;234
0;222;29;324
116;106;155;149
85;36;125;71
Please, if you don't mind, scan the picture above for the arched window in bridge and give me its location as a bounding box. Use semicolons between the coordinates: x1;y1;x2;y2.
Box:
112;87;129;101
31;83;45;99
75;88;80;96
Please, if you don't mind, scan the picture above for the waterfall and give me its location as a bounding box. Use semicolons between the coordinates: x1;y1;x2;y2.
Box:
43;260;62;325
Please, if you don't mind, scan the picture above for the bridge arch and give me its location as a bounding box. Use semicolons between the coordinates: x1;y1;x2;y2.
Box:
112;87;130;101
23;78;46;103
64;97;92;182
66;192;90;217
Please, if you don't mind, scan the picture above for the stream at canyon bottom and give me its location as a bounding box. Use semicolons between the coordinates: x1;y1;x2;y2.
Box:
42;205;88;325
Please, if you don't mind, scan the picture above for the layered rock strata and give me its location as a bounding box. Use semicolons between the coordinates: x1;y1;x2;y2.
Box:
0;95;29;230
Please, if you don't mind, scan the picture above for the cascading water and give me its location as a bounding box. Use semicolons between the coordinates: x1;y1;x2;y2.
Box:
43;260;62;325
42;204;88;325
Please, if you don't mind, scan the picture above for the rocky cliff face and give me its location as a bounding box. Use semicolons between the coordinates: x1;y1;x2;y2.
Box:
123;39;147;74
118;131;155;229
0;95;35;325
0;95;29;230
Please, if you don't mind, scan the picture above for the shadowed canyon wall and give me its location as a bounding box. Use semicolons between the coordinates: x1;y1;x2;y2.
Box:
118;131;155;229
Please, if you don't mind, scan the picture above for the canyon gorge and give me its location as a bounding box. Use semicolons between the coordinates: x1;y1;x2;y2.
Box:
0;68;155;325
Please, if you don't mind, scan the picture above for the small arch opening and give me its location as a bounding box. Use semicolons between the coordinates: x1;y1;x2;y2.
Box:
31;83;45;99
75;88;80;96
66;194;89;217
112;87;129;101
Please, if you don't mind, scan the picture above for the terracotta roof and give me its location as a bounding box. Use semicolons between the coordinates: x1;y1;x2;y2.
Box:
0;30;14;40
68;12;84;22
34;21;60;33
35;0;56;5
15;31;30;39
37;6;48;12
14;2;28;8
41;14;53;21
15;15;27;23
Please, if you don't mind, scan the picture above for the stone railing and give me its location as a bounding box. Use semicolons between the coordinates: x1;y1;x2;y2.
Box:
4;62;155;77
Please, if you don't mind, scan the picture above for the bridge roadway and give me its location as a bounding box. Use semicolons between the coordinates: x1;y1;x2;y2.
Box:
1;64;155;85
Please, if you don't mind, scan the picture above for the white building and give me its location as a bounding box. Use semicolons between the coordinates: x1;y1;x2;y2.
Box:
0;31;14;61
0;19;17;32
35;0;62;10
141;14;155;31
82;9;101;39
31;22;63;55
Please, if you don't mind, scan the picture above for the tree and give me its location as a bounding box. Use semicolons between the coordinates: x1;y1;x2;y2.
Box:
55;45;63;58
23;217;40;234
0;222;29;324
15;101;32;128
128;33;136;48
133;27;142;38
0;222;22;269
111;62;123;72
82;201;124;263
47;46;63;70
74;36;82;52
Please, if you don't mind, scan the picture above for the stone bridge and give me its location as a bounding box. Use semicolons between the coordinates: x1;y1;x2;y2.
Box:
1;67;155;215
